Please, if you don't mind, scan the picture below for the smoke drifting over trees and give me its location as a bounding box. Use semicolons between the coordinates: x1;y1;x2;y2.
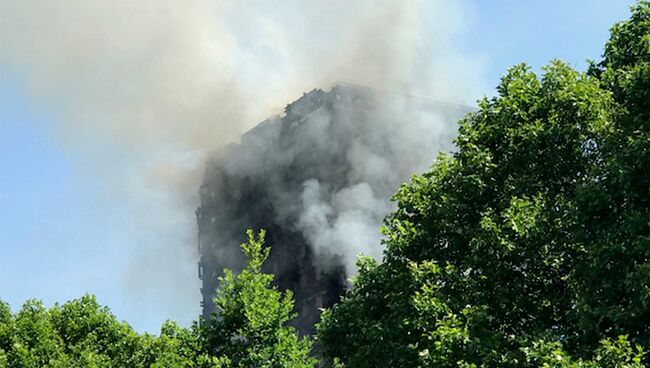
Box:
197;86;473;333
0;0;485;328
0;2;647;366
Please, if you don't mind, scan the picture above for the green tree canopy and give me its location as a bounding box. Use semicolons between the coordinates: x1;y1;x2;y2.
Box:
0;295;154;367
317;3;649;367
580;0;649;346
0;231;316;368
0;230;318;367
201;229;316;368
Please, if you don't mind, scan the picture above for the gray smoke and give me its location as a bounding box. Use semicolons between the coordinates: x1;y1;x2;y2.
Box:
205;87;472;277
291;92;468;275
0;0;486;329
197;86;473;333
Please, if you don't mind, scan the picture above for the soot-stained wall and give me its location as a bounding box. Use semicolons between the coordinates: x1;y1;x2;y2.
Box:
197;84;472;334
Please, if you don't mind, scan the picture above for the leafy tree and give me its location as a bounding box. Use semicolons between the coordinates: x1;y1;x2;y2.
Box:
201;229;316;368
0;296;202;367
1;299;68;367
579;0;650;348
143;321;210;368
521;336;644;368
0;230;314;367
317;4;648;367
48;294;145;367
0;296;140;367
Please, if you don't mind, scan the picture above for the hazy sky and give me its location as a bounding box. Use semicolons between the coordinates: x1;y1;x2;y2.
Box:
0;0;633;333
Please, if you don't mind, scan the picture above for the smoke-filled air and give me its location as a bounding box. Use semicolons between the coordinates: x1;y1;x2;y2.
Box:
0;0;485;328
3;1;648;366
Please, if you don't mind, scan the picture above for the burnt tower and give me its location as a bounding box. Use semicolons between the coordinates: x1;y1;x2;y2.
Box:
197;84;472;334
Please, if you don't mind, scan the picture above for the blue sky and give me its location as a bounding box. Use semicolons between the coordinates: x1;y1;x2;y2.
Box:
0;73;128;313
463;0;631;89
0;0;634;333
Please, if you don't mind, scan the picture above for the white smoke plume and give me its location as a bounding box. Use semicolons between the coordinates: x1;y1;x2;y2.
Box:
208;87;473;280
299;179;391;273
295;95;460;274
0;0;486;330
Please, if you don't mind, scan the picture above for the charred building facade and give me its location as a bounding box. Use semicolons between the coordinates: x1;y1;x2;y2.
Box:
197;85;472;334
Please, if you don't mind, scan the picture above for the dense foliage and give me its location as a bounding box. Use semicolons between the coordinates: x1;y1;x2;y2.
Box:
201;230;316;367
0;231;314;368
0;295;206;367
317;3;649;367
1;3;647;367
